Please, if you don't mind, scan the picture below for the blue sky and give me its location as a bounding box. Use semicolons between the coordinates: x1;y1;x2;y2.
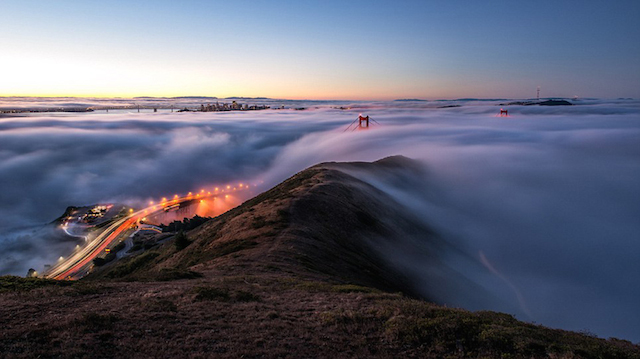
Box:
1;0;639;99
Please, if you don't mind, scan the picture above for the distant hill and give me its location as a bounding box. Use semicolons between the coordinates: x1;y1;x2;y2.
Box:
168;96;219;99
539;99;573;106
502;99;574;106
1;157;638;358
224;97;270;100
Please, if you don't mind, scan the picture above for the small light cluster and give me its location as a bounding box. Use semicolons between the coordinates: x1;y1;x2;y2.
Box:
144;182;255;211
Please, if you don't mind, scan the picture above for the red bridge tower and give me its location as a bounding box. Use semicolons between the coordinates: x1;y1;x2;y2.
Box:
358;114;370;128
344;114;378;132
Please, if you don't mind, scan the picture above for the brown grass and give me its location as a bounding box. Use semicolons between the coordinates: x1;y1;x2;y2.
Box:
3;158;638;357
0;275;637;358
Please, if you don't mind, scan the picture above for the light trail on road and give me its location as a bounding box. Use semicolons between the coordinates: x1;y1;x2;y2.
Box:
43;183;255;280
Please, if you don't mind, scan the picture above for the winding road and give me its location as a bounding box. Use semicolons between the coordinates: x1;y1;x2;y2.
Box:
43;189;246;280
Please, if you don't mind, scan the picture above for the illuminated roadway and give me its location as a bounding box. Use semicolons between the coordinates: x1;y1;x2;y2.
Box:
43;186;252;280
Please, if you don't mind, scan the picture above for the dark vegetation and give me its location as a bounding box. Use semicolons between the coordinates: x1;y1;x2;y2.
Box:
65;282;112;296
92;241;126;266
0;275;73;292
192;286;230;301
92;255;113;267
161;214;210;233
128;232;171;253
2;157;638;358
191;286;261;303
154;267;202;281
113;241;126;252
173;231;191;250
104;251;160;279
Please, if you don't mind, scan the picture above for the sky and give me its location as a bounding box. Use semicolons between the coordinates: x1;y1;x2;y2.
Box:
1;99;639;341
1;0;639;99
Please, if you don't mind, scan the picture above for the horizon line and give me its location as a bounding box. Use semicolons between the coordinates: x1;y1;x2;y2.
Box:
0;95;618;102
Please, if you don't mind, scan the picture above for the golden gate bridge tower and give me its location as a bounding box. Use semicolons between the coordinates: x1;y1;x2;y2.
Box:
358;114;370;128
344;114;380;132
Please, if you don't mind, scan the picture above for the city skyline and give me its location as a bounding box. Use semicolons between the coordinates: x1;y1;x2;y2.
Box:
2;0;639;100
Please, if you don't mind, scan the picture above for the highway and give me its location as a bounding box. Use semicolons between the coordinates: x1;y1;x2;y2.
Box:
43;185;252;280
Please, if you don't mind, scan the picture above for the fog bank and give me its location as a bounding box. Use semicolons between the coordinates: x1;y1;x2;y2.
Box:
1;99;639;341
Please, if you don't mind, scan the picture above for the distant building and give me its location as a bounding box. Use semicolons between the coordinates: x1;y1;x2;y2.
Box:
197;100;269;112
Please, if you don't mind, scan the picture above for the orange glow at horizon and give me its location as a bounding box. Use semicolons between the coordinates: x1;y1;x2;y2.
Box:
0;48;426;101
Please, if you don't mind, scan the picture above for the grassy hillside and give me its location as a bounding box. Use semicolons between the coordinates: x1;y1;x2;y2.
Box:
0;157;638;358
89;157;438;298
0;274;638;358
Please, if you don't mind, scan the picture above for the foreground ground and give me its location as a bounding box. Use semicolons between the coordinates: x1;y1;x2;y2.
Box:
1;157;638;358
1;274;639;358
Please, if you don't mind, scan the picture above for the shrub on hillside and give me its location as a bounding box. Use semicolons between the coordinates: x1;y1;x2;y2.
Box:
174;231;191;251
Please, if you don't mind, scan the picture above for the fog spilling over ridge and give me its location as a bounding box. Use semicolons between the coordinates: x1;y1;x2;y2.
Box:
1;98;639;342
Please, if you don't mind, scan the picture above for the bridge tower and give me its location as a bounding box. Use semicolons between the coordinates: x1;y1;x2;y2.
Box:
358;114;370;129
344;114;378;132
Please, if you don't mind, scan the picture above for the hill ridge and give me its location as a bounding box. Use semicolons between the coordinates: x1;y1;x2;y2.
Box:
1;157;638;358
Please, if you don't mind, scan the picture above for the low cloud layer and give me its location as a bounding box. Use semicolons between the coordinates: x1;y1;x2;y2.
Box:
1;99;639;342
